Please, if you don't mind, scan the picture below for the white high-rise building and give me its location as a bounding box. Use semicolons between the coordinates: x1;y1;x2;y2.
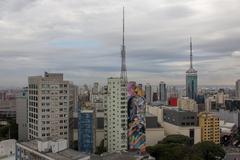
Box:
236;80;240;98
28;72;74;145
145;84;152;105
104;77;128;152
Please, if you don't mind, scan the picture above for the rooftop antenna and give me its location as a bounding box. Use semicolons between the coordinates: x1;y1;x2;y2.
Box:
190;37;193;69
120;6;127;81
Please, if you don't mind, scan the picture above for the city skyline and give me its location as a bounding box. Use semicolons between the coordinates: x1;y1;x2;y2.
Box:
0;0;240;88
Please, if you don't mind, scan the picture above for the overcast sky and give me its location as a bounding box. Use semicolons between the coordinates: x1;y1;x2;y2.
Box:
0;0;240;87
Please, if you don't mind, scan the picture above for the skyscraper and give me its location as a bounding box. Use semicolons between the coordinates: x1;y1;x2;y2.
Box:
236;79;240;98
145;84;152;104
28;72;74;145
159;81;167;102
186;38;198;100
103;7;128;152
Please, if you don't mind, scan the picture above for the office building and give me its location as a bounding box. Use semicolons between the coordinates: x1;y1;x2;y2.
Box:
163;108;198;127
198;112;220;144
236;79;240;98
159;81;167;102
145;84;152;104
104;77;128;152
78;110;95;153
28;72;74;145
186;38;198;100
16;87;28;141
16;138;90;160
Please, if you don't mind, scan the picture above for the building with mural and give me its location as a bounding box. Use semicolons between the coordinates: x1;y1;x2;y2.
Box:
127;81;146;153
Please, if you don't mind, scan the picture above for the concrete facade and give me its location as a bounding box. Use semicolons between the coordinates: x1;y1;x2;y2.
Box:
213;109;240;128
104;77;128;152
178;97;198;112
162;122;201;144
163;108;198;127
0;139;16;158
145;128;165;146
199;112;220;144
28;72;74;146
16;139;90;160
236;80;240;98
16;88;28;141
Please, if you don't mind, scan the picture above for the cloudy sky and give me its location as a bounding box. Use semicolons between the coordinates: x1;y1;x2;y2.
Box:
0;0;240;87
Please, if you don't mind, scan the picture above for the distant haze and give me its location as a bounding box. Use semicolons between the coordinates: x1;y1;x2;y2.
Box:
0;0;240;87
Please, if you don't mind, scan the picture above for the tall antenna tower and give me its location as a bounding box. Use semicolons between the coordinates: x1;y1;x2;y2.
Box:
120;7;127;82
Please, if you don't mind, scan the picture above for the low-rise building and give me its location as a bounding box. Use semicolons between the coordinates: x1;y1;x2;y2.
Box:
0;139;16;158
146;105;201;144
178;97;198;112
163;108;200;144
16;138;90;160
91;151;155;160
213;109;240;128
163;108;198;127
162;122;201;144
145;113;165;146
220;121;237;137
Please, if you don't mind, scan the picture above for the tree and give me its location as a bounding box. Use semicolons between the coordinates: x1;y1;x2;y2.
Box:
160;134;191;146
0;119;18;140
146;143;202;160
95;139;107;155
193;141;225;160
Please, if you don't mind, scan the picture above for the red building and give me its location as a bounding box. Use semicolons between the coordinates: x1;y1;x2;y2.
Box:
168;97;178;106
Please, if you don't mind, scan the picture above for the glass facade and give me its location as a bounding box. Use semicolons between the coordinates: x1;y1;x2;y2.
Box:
186;73;198;100
78;110;94;153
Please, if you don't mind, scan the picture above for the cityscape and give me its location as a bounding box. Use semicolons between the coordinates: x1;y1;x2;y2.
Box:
1;0;240;160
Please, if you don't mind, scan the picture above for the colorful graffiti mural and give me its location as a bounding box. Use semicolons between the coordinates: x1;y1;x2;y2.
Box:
127;81;146;153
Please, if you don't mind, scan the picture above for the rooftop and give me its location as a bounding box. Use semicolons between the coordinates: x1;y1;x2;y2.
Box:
198;112;219;118
17;139;90;160
91;151;154;160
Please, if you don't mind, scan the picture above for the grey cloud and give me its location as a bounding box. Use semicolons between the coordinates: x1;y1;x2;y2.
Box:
0;0;240;88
